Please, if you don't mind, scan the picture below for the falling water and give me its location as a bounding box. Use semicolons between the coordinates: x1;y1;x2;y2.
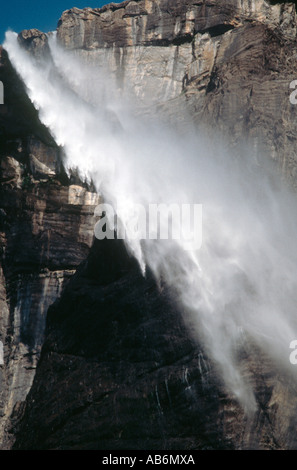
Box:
5;30;297;413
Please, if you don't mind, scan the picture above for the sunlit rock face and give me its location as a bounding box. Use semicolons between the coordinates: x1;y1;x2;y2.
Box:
56;0;297;105
17;29;50;59
55;1;297;184
2;0;297;451
57;0;297;49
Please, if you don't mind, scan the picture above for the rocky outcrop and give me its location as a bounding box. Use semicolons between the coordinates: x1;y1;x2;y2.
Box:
17;30;50;59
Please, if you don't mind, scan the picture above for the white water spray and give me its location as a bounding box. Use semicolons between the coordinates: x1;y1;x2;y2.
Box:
5;30;297;413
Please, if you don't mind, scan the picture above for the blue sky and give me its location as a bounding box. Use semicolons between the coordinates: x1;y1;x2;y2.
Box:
1;1;119;44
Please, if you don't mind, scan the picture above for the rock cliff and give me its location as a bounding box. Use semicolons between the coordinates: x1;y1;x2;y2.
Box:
11;238;297;450
0;46;100;448
1;0;297;450
54;0;297;183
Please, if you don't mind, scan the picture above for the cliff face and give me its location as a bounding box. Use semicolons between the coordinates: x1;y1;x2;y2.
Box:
1;0;297;450
57;0;297;49
56;0;297;183
0;46;100;448
11;238;297;450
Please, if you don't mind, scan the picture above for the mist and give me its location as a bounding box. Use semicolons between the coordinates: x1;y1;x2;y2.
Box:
5;30;297;413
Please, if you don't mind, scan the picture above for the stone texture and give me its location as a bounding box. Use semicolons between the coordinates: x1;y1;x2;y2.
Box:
11;238;297;450
17;29;50;60
174;20;297;183
55;0;297;107
57;1;297;50
0;46;100;449
54;1;297;187
9;238;237;450
0;169;100;448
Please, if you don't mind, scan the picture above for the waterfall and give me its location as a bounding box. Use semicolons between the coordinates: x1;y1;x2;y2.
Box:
5;30;297;413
